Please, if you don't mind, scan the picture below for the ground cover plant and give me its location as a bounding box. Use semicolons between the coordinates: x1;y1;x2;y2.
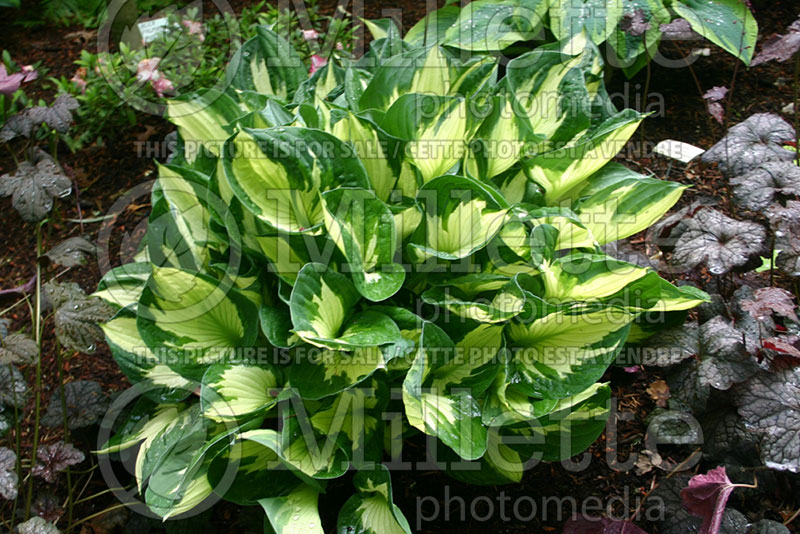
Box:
90;15;712;531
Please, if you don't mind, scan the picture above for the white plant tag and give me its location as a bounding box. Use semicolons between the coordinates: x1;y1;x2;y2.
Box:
138;18;170;44
654;139;705;164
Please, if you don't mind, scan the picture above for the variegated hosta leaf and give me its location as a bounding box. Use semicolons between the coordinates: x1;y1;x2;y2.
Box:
97;401;185;455
575;163;687;244
223;127;369;234
289;347;384;401
331;113;397;202
289;263;401;350
310;380;387;462
260;484;324;534
443;0;547;51
671;0;758;65
101;310;193;403
322;188;405;302
45;281;114;354
254;233;315;286
403;322;489;460
540;252;652;304
506;307;633;399
482;380;611;462
549;0;625;45
382;94;468;182
505;46;587;141
166;89;241;161
93;263;152;310
242;414;348;480
466;94;537;180
421;278;525;323
147;163;223;272
609;0;670;76
526;110;644;203
337;465;412;534
201;362;280;421
411;174;508;261
136;267;258;380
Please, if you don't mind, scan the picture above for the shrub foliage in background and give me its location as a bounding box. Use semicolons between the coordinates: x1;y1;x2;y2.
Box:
95;17;707;531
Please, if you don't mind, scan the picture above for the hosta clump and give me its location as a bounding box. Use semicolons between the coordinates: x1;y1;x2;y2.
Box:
96;23;706;528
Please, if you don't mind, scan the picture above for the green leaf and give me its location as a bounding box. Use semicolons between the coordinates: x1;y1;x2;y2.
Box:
506;308;633;398
575;163;687;244
322;188;405;302
672;0;758;65
94;263;151;310
443;0;548;51
411;175;508;261
290;263;401;349
200;362;280;421
166;89;241;162
526;110;644;203
226;26;307;100
259;484;324;534
608;0;670;75
337;465;412;534
223;127;370;234
403;322;489;460
404;5;461;47
549;0;624;44
382;94;468;182
137;267;259;381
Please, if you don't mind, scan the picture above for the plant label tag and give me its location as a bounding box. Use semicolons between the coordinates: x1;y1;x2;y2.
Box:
138;18;170;44
654;139;705;164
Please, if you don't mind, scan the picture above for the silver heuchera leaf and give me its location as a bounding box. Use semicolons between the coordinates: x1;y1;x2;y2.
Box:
0;446;18;500
672;208;766;275
702;114;796;176
767;201;800;276
667;360;710;413
0;332;38;364
44;237;96;268
740;287;799;324
735;367;800;473
702;409;759;462
17;516;60;534
0;364;28;408
32;441;85;483
731;162;800;211
45;281;114;353
41;381;108;430
696;317;760;390
0;151;71;222
43;281;85;310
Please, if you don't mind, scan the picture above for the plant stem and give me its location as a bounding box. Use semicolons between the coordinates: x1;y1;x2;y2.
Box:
7;364;21;525
55;339;74;533
24;223;44;519
794;52;799;165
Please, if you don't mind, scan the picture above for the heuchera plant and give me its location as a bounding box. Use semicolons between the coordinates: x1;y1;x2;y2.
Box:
94;20;707;530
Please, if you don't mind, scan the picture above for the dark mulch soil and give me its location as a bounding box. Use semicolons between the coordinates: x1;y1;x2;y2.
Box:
0;0;799;532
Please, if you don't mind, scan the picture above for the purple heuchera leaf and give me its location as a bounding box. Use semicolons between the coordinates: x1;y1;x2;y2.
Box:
680;466;736;534
563;515;649;534
751;18;800;66
703;87;728;124
619;9;651;37
32;441;85;483
704;87;729;102
0;64;25;96
659;19;699;40
741;287;798;323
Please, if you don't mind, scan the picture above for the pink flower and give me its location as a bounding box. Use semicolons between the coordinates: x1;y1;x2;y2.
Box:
302;29;319;40
70;67;87;94
136;57;161;83
21;65;38;82
0;64;25;96
309;54;327;75
336;42;344;50
150;75;174;98
181;20;205;42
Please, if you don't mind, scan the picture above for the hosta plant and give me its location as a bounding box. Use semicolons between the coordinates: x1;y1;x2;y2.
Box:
396;0;757;77
95;21;707;530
